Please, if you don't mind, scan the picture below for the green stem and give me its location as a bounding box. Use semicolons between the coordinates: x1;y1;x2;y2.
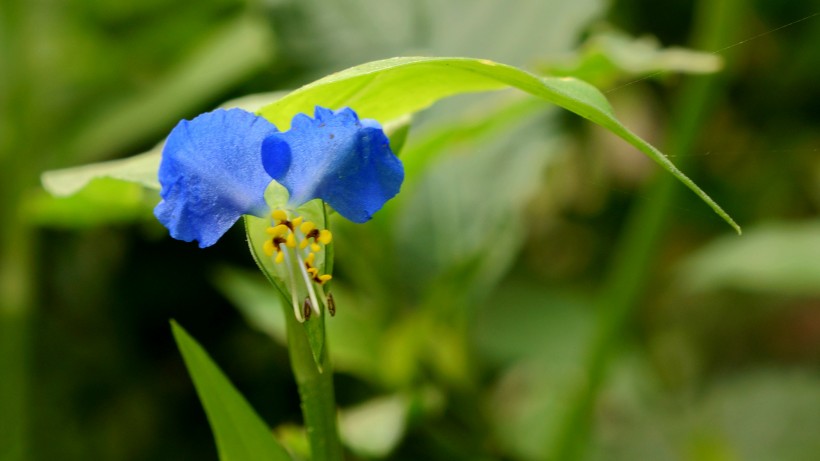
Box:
0;223;31;461
546;0;744;459
0;1;35;458
284;310;344;461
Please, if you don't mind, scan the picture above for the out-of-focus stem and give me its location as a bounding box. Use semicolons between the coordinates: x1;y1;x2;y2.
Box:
0;0;35;459
546;0;744;458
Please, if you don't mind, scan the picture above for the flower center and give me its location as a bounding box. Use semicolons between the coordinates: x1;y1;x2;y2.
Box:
262;209;334;322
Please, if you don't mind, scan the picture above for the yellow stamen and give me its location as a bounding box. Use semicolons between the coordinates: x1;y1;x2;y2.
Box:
267;224;289;236
300;222;316;234
263;239;275;257
318;229;332;245
262;210;335;319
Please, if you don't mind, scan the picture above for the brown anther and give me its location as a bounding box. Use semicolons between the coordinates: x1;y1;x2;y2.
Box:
303;298;312;320
306;229;320;241
327;292;336;317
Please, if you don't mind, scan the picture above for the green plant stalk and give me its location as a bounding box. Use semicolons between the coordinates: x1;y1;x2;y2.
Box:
546;0;744;459
0;222;31;461
284;306;344;461
0;1;35;458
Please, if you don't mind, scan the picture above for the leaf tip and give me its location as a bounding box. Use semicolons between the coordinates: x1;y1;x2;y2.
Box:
170;319;186;342
724;216;742;235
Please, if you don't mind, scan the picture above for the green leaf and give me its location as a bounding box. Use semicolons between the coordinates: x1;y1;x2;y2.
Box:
43;57;738;233
170;321;292;461
42;148;163;197
543;28;723;87
27;177;156;228
286;0;602;68
213;266;288;346
677;220;820;295
339;394;409;458
258;57;739;233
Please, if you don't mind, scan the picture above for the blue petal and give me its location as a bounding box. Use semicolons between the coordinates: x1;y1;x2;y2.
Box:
261;107;404;223
154;109;278;248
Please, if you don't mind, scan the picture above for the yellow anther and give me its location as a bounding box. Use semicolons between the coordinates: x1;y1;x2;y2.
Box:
263;240;275;257
272;210;288;222
305;253;315;265
318;274;333;284
299;239;310;250
307;267;319;277
300;221;316;234
275;251;285;264
292;216;304;227
286;233;296;248
311;243;321;253
266;224;289;236
318;229;332;245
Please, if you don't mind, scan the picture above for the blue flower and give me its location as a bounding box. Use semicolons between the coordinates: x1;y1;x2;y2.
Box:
155;105;403;321
154;106;404;248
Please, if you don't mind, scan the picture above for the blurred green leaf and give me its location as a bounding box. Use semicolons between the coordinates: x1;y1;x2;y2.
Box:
544;28;723;87
321;285;385;382
289;0;603;68
677;220;820;295
272;424;311;461
171;321;293;461
68;14;275;163
690;371;820;461
339;394;409;458
213;266;288;346
259;57;739;233
382;115;412;156
395;103;560;300
399;97;544;181
42;149;163;197
473;281;593;365
588;369;820;461
27;177;156;228
480;282;594;460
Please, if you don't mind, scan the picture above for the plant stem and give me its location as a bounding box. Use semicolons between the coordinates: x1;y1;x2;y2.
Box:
546;0;744;458
284;310;344;461
0;222;31;461
0;1;35;458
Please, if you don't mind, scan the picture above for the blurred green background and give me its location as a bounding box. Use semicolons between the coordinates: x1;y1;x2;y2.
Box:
1;0;818;460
